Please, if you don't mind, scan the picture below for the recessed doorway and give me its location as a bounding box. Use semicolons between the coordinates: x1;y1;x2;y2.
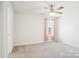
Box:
44;16;55;41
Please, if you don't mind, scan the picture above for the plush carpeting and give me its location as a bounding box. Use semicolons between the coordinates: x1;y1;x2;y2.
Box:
9;41;79;58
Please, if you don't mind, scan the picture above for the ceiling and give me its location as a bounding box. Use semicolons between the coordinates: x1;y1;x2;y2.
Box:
12;1;79;14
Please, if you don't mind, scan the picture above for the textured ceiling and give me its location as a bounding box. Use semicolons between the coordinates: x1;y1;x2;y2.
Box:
12;1;79;14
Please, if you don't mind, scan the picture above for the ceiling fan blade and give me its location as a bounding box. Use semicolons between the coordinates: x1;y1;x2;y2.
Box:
54;11;63;14
57;6;64;10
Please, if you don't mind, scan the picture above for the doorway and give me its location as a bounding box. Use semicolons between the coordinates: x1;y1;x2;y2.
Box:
44;16;55;41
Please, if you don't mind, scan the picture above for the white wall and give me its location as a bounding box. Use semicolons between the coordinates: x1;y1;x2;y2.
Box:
0;1;14;57
58;5;79;48
15;13;44;46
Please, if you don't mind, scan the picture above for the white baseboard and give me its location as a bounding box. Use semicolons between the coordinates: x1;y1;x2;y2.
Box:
14;41;44;46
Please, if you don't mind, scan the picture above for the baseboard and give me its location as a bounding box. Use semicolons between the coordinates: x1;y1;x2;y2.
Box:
14;41;44;46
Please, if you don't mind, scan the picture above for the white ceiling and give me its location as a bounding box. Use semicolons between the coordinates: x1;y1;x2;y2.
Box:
12;1;79;14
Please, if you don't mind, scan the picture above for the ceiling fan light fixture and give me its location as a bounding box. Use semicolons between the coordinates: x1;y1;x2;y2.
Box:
49;12;56;16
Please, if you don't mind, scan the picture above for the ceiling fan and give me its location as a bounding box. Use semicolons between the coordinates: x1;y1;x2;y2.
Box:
41;4;64;16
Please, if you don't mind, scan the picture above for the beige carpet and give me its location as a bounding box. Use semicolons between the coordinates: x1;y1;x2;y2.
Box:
9;41;79;58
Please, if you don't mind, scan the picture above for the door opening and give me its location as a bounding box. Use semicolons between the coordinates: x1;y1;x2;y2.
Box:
44;16;55;41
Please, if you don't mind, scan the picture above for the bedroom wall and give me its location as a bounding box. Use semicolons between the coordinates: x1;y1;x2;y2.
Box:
58;4;79;48
14;13;44;46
